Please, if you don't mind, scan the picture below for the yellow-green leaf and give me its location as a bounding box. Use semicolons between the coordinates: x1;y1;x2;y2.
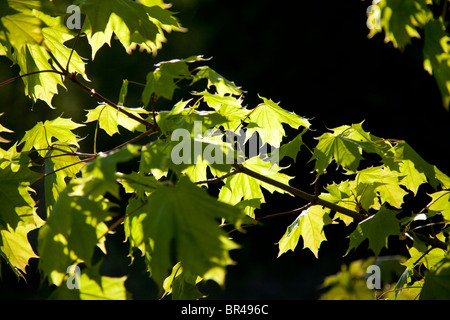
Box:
278;205;330;258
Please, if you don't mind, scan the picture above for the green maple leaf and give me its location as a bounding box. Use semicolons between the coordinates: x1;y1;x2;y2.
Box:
313;122;394;175
245;96;310;148
49;264;129;300
142;57;203;104
276;131;306;163
219;157;293;218
85;103;148;136
39;146;139;285
420;257;450;300
403;246;446;271
44;145;85;217
201;91;247;130
320;180;358;225
356;166;408;209
125;177;244;287
370;0;432;49
422;19;450;110
313;125;365;174
0;159;41;230
38;188;113;286
162;262;205;300
427;190;450;220
72;144;140;199
20;117;84;157
77;0;185;59
0;217;44;279
0;2;87;107
0;145;44;278
277;205;331;258
116;171;160;200
390;141;439;190
193;66;242;96
348;206;401;256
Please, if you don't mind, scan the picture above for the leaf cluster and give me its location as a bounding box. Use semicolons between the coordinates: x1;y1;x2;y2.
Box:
0;0;449;300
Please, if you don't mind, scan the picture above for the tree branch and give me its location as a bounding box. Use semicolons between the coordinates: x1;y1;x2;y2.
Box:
232;164;367;221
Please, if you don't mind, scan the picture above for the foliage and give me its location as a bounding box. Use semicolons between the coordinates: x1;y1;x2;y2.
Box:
0;0;449;300
367;0;450;110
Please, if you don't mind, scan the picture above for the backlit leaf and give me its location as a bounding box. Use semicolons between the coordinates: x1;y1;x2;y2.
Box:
78;0;185;59
85;103;148;136
125;177;244;287
245;96;310;148
348;206;401;256
277;205;331;258
20;117;84;157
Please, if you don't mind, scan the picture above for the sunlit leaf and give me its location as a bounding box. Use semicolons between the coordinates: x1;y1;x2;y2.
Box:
277;205;331;258
348;206;401;256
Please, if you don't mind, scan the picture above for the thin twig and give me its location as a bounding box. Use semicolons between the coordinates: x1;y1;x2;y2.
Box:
376;286;423;300
0;70;65;88
195;169;238;185
97;200;148;242
35;157;95;182
150;93;157;127
103;127;157;155
257;203;311;222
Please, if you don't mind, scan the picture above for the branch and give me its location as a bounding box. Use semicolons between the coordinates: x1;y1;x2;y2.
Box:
195;169;238;185
232;164;367;221
0;70;65;88
414;232;448;251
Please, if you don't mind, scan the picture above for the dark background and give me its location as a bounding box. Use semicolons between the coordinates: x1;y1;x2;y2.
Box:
0;0;449;299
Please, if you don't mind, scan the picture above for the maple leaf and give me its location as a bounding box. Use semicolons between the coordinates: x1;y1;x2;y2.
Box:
320;180;358;225
125;177;244;287
348;206;401;256
390;141;440;190
0;218;44;279
369;0;432;49
162;262;205;300
277;205;332;258
356;166;408;209
219;157;293;218
0;160;41;230
422;19;450;110
245;96;310;148
72;144;141;199
20;117;84;157
38;188;114;286
77;0;185;59
0;2;87;107
193;66;242;96
427;190;450;221
0;146;44;278
420;257;450;300
201;91;247;130
276;131;306;163
313;125;365;174
85;103;148;136
49;263;129;300
43;145;85;217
